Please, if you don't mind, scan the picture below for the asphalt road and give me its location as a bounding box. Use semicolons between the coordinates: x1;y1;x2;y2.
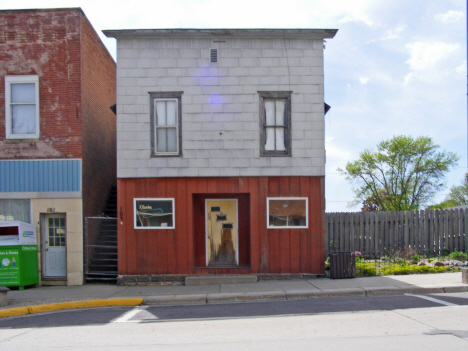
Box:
1;292;468;329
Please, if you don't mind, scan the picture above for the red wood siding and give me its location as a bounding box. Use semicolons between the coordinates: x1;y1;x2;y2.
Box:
117;176;325;275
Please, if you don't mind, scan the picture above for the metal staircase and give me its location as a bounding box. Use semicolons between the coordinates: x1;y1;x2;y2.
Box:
84;186;118;282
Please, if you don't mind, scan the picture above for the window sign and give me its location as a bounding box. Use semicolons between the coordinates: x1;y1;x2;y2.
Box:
134;198;175;229
267;197;308;229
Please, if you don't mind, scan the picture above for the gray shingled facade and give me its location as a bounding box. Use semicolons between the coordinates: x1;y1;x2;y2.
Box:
104;29;337;178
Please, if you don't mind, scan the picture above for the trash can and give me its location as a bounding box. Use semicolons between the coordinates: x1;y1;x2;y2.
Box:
0;221;39;290
329;251;356;279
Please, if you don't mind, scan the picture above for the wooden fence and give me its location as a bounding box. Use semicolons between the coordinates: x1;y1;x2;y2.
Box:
325;209;467;259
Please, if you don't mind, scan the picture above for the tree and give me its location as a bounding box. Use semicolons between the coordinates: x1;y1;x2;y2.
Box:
426;199;461;210
361;190;390;212
427;173;468;209
339;135;458;211
445;172;468;205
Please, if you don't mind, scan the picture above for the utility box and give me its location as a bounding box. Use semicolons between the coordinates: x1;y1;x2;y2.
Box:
329;251;356;279
0;221;39;290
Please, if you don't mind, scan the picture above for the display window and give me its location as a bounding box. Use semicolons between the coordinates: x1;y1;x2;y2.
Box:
0;199;31;223
134;198;175;229
267;197;308;229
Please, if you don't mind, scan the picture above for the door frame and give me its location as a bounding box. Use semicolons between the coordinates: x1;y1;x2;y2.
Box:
40;213;67;280
205;198;239;266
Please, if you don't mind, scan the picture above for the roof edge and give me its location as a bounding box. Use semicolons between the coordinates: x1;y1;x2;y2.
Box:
0;7;84;15
103;28;338;40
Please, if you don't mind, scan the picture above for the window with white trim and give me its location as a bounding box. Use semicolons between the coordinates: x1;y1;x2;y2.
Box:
5;75;40;139
150;92;182;156
134;198;175;229
259;91;291;156
267;197;308;228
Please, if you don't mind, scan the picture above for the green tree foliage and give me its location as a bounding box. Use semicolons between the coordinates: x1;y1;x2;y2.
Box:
427;173;467;209
339;135;458;211
446;172;468;205
426;199;462;210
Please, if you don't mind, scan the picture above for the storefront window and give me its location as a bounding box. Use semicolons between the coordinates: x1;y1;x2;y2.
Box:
0;199;31;223
134;198;175;229
267;197;308;228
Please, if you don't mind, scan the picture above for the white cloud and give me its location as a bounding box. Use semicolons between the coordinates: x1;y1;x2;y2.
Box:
455;60;467;77
405;41;459;71
435;10;464;23
359;78;369;84
380;25;405;40
403;72;414;85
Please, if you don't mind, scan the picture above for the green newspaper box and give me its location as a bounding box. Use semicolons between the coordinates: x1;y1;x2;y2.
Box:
0;221;39;290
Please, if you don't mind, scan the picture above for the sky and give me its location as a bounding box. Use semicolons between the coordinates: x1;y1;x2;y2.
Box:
1;0;466;212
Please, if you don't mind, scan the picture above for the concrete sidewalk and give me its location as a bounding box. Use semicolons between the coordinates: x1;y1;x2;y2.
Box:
1;272;467;318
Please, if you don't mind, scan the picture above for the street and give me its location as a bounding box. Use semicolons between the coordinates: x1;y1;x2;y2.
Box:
0;292;467;350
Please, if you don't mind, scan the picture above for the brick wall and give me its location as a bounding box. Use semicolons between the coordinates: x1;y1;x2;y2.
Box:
0;9;83;159
80;15;116;218
0;8;116;218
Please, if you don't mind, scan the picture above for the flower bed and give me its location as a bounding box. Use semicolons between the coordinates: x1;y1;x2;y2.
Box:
325;250;467;277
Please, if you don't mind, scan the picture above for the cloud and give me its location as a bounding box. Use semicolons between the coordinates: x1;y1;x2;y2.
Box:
403;72;413;85
405;41;459;71
455;60;467;77
380;25;405;40
435;10;464;23
359;78;369;84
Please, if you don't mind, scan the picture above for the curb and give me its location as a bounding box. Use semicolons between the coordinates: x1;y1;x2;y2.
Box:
144;294;207;306
1;285;467;318
207;291;286;304
0;298;143;318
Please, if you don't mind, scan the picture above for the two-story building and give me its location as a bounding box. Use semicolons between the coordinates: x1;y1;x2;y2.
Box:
103;28;336;283
0;8;116;286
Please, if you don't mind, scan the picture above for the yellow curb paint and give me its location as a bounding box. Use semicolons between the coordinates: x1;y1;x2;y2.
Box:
0;307;30;318
0;298;143;318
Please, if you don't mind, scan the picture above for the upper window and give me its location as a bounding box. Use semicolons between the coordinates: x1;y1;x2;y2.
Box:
149;92;182;156
259;91;291;156
267;197;308;229
5;75;40;139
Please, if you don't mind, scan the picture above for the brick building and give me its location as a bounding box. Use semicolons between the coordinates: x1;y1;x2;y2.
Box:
0;8;116;286
104;28;336;283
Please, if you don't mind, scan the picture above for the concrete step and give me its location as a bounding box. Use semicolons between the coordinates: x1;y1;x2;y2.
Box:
185;275;258;286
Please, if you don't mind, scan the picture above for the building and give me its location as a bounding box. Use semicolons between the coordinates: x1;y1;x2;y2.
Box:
0;8;116;286
103;28;336;283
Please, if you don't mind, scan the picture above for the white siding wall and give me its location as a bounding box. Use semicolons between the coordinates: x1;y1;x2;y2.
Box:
116;36;326;178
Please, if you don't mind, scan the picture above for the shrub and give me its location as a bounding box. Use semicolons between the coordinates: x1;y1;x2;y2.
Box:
356;262;377;276
393;247;419;260
448;251;467;261
396;258;409;267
